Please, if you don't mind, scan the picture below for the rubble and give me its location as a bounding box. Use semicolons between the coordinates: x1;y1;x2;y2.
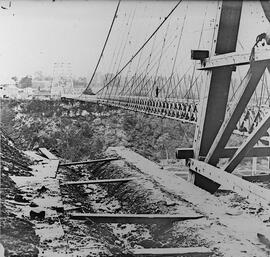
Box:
0;129;40;256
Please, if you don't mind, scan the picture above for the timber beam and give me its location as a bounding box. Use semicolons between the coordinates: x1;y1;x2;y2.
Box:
187;159;270;205
61;177;135;185
198;47;270;70
176;146;270;159
242;174;270;183
38;148;58;160
224;112;270;173
59;157;119;167
191;1;243;193
205;60;268;165
70;213;204;224
130;247;213;256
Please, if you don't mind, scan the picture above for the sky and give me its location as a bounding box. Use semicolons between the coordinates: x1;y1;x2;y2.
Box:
0;0;269;83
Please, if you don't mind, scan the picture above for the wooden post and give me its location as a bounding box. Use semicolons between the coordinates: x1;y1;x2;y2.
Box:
252;156;257;176
191;0;243;193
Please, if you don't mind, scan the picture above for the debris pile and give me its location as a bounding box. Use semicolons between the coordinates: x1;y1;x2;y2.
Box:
1;128;32;175
0;129;39;256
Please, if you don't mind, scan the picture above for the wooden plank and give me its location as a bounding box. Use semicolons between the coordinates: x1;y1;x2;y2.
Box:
70;213;204;224
61;177;135;185
131;247;212;257
59;157;119;167
39;148;58;160
176;146;270;159
198;48;270;70
188;159;270;206
224;113;270;173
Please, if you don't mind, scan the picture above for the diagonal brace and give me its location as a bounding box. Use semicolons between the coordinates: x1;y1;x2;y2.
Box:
224;111;270;173
205;60;268;165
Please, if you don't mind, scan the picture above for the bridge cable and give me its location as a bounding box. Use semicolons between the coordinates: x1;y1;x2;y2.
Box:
121;30;181;98
185;3;208;102
101;11;128;99
123;22;177;98
108;8;136;98
138;32;158;97
104;8;132;98
124;3;151;99
141;21;171;97
164;2;189;99
124;24;184;98
84;0;121;95
96;0;183;95
103;7;173;97
166;64;193;98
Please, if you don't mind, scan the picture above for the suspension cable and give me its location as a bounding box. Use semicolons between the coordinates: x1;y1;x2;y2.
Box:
121;27;183;98
84;0;121;94
108;8;136;97
164;2;189;99
96;0;183;95
186;3;208;101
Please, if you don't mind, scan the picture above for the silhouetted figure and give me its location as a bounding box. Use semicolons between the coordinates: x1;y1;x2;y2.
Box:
155;86;159;97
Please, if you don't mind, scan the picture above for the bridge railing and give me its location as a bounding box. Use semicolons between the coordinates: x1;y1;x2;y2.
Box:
97;95;199;123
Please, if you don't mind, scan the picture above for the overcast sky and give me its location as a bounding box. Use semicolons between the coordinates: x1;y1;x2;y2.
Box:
0;0;268;83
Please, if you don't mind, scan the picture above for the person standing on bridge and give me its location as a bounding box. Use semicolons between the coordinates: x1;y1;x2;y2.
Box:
155;86;159;98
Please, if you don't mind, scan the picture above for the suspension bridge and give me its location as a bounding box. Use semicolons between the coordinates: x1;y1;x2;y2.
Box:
62;0;270;202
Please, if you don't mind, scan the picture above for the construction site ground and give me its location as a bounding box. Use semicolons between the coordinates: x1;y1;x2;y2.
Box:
1;99;270;257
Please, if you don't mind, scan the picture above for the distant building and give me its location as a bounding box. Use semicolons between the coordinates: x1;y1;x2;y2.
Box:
19;76;32;88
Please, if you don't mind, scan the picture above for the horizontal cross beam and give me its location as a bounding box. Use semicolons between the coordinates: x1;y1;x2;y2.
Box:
59;157;119;167
187;159;270;206
70;213;204;224
176;146;270;159
242;174;270;183
61;177;135;185
198;47;270;70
